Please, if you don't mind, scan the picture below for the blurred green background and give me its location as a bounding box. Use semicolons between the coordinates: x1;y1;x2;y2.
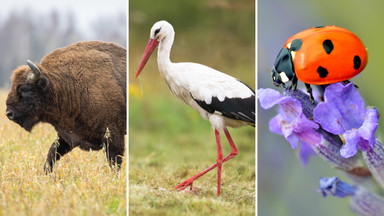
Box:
258;0;384;215
129;0;255;215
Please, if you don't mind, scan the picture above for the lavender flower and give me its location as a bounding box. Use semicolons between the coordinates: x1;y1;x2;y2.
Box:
318;176;384;216
298;141;317;166
259;83;379;162
259;82;384;215
259;87;361;168
317;176;356;198
258;88;320;165
313;83;379;158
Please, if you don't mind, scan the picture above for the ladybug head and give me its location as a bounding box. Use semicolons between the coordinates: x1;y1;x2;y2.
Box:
271;67;285;87
271;48;294;87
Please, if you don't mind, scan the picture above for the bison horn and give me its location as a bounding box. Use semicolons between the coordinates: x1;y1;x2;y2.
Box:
26;59;41;81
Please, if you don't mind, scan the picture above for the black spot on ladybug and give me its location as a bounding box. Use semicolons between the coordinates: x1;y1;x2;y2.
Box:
353;55;361;69
290;39;302;51
315;26;325;28
323;39;334;54
317;66;328;78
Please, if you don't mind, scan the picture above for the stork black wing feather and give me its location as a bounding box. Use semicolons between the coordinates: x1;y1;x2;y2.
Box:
192;94;255;125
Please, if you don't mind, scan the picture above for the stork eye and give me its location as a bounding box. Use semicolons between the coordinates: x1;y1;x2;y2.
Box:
154;28;161;37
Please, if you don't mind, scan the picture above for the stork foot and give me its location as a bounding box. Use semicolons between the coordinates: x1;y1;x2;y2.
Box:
174;177;196;191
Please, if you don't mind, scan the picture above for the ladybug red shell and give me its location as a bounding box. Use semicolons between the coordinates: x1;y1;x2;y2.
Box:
271;25;368;99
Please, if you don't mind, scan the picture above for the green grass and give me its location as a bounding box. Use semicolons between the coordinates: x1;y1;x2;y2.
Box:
129;93;255;216
0;90;126;215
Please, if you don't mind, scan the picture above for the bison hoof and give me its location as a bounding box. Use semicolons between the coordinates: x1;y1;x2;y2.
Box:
44;161;53;174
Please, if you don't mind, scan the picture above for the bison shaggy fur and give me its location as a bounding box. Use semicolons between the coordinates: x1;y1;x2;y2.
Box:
5;41;126;173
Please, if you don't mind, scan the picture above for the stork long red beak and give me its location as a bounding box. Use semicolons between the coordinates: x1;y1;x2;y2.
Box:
136;38;159;78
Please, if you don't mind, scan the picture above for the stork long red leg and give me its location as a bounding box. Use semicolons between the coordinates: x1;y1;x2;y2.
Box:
174;128;239;196
224;128;239;161
216;129;223;196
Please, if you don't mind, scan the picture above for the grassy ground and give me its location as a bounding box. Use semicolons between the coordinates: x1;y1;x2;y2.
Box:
0;90;126;216
129;90;255;216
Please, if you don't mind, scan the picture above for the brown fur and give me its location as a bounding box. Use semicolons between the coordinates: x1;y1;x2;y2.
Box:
5;41;126;173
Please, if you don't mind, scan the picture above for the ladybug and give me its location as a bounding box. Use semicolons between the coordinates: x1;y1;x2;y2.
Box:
271;25;368;100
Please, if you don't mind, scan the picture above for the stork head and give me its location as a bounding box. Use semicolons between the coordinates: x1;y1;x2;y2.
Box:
136;20;175;78
149;20;174;42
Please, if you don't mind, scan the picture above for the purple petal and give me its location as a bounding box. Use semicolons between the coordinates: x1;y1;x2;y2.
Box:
258;88;284;109
324;83;366;129
284;88;318;118
269;112;321;150
278;97;303;122
281;124;298;149
299;141;317;166
358;108;379;150
313;101;345;134
269;115;284;135
295;127;322;147
293;113;319;133
318;177;356;198
319;177;339;197
314;83;366;134
356;138;372;152
340;108;379;158
340;130;359;158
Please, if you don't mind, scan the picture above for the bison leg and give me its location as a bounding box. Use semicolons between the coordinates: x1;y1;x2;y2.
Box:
44;136;73;174
107;149;123;170
105;135;125;170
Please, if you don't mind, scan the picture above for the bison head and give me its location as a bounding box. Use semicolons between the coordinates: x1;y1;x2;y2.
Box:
6;60;50;132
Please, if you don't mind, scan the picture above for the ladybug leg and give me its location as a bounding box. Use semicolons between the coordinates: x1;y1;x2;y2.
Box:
305;83;315;102
344;80;359;89
291;75;298;91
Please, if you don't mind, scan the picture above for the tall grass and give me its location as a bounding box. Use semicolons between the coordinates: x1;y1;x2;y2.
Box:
0;90;126;216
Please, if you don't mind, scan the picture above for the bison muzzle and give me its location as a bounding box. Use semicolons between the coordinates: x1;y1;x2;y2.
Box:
5;41;126;173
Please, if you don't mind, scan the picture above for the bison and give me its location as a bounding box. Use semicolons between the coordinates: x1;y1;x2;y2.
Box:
5;41;126;173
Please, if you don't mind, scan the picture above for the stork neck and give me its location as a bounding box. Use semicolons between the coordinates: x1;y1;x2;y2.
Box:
157;35;173;74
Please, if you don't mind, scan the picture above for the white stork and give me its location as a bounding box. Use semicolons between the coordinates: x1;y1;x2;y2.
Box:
136;20;255;196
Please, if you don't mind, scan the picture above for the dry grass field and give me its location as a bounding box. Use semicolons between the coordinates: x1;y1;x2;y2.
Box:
0;90;126;216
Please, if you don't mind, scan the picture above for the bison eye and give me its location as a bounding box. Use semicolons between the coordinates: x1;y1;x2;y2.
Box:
17;85;32;94
17;85;33;98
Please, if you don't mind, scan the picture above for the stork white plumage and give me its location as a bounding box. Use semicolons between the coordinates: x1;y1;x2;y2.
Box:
136;20;255;196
